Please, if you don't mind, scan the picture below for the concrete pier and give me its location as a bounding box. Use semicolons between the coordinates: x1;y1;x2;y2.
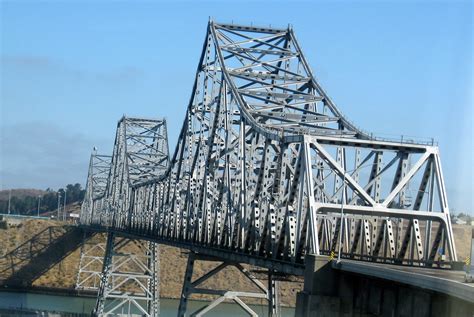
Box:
295;255;474;317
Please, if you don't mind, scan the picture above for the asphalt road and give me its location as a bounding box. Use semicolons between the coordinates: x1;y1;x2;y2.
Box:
332;259;474;303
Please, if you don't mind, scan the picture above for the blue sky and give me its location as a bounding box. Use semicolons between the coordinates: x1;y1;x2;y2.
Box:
0;0;472;213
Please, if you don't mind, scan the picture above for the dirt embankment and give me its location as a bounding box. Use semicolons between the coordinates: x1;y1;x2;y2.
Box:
0;219;303;306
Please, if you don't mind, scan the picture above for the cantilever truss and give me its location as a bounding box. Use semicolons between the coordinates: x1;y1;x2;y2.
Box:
81;21;457;315
77;153;111;293
80;117;168;316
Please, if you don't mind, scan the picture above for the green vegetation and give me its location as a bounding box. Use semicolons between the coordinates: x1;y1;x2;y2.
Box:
0;184;85;216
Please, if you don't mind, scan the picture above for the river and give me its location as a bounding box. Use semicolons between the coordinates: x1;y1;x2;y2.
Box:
0;291;296;316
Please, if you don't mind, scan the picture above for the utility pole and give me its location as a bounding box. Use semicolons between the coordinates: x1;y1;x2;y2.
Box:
63;189;67;221
7;189;11;215
37;195;41;217
57;192;61;221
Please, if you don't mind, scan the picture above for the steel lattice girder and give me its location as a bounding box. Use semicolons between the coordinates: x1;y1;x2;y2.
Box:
80;21;457;271
76;232;105;291
94;233;160;317
177;252;280;317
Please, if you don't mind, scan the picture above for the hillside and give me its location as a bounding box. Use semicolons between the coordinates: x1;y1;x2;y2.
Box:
0;219;303;306
0;189;48;201
0;185;85;216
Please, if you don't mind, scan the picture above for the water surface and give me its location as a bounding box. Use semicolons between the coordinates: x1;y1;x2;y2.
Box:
0;291;295;316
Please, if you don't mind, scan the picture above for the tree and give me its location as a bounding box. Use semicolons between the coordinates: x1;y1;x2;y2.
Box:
1;183;87;215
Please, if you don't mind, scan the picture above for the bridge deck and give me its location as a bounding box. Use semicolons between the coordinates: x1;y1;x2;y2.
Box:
333;260;474;303
82;226;306;275
84;225;473;303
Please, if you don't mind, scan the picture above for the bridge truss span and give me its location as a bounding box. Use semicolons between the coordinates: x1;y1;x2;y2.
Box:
80;21;457;276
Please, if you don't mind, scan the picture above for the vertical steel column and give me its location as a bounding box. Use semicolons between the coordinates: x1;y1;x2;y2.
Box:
148;242;161;317
178;252;195;317
94;232;115;316
93;233;160;316
268;270;281;317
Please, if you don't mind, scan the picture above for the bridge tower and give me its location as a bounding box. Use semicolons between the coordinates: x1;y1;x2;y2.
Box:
77;231;161;316
79;118;170;316
77;153;111;291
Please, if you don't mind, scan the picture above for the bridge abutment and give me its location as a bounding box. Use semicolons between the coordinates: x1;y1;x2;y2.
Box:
295;255;341;317
295;255;473;317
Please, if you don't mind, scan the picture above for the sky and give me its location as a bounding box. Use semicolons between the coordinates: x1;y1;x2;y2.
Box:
0;0;472;213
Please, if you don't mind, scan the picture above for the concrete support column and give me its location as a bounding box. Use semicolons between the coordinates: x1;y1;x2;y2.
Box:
295;255;341;317
295;255;474;317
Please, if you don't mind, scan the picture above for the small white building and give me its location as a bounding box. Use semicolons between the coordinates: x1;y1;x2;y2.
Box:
453;217;467;225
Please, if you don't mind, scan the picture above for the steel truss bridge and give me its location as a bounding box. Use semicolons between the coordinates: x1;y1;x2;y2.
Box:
78;21;458;316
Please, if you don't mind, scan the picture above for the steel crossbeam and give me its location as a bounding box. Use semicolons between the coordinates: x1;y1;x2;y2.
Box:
177;252;280;317
76;232;105;291
80;20;458;315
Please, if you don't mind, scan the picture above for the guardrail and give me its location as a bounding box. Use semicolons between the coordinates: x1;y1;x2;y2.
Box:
0;213;50;220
